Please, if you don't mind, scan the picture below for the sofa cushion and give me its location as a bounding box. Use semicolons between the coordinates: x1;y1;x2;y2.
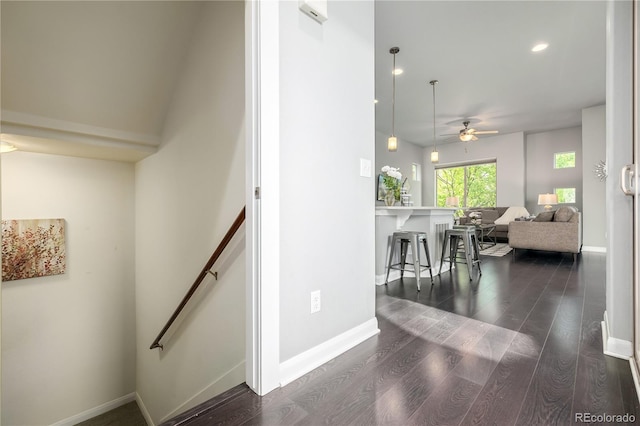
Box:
480;209;499;224
534;211;555;222
554;206;577;222
495;206;530;225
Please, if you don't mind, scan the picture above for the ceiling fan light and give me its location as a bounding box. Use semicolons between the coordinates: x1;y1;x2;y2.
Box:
460;133;474;142
388;136;398;152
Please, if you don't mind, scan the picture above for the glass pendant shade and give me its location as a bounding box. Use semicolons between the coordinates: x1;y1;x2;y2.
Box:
431;150;439;163
460;133;473;142
388;136;398;152
388;47;400;152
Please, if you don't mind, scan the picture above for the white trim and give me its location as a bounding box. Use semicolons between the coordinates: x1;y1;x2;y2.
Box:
602;311;633;359
629;358;640;405
136;393;155;426
50;393;137;426
279;318;380;386
160;361;246;423
376;270;401;285
245;0;281;396
582;246;607;253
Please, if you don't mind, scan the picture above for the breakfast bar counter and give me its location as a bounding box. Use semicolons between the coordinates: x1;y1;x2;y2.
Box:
375;206;456;284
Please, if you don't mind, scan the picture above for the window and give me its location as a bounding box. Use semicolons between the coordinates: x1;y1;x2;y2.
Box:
555;187;576;203
435;161;496;207
554;152;575;169
412;163;421;181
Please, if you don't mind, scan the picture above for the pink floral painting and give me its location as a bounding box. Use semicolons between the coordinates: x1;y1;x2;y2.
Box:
2;219;66;281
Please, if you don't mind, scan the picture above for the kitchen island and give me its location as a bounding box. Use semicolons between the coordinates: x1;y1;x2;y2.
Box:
375;206;456;284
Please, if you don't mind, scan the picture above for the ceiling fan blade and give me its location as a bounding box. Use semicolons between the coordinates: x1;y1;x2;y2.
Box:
472;130;499;135
440;133;459;136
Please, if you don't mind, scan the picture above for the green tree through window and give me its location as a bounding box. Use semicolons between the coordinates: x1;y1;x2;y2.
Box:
436;161;497;207
554;152;575;169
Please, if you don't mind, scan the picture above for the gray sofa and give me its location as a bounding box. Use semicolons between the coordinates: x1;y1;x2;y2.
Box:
459;207;510;240
508;206;582;260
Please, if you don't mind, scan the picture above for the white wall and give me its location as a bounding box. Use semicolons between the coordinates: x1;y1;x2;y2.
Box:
582;105;606;249
525;127;583;214
604;0;633;357
135;2;246;423
422;132;526;207
1;152;136;425
375;131;423;206
278;1;377;362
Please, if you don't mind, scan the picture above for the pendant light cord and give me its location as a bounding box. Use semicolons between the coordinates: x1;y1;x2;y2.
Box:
431;80;437;152
392;52;396;136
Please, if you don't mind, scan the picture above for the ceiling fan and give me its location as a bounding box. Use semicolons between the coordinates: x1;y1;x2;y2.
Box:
444;121;499;142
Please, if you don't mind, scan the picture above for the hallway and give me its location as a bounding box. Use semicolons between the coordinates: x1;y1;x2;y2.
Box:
163;251;637;425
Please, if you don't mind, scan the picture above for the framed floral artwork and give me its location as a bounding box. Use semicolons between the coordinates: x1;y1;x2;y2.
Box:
2;218;66;281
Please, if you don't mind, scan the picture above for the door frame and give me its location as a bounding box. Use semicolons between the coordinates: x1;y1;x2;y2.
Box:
245;0;281;396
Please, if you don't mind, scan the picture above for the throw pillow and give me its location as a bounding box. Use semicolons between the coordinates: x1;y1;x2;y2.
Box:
494;206;531;225
534;211;555;222
554;206;577;222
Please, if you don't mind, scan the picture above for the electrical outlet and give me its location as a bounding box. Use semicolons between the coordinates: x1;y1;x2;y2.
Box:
310;290;321;313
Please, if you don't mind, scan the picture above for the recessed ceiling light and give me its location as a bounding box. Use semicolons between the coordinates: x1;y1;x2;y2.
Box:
392;68;403;75
531;43;549;52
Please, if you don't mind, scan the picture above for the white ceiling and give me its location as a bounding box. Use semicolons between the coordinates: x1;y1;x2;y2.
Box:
374;1;607;147
1;1;203;161
1;1;607;161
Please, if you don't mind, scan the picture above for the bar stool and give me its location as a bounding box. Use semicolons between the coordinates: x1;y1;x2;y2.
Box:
438;226;482;280
385;231;433;291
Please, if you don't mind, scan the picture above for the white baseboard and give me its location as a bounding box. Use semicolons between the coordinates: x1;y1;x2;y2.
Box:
583;246;606;253
137;393;155;426
51;393;137;426
602;311;633;359
158;361;246;424
376;269;400;285
279;317;380;386
629;358;640;405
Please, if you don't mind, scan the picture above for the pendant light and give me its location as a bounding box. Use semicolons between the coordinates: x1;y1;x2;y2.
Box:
430;80;439;163
388;47;400;152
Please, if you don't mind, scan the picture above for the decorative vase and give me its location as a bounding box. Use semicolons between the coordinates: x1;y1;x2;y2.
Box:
384;190;396;206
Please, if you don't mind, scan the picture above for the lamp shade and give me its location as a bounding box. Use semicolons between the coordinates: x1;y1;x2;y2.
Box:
445;196;459;207
387;136;398;152
430;150;439;163
538;193;558;210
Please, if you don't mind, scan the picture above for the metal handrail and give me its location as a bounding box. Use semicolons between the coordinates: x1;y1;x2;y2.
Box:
150;206;246;350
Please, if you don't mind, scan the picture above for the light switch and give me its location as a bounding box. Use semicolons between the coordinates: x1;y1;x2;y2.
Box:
360;158;372;178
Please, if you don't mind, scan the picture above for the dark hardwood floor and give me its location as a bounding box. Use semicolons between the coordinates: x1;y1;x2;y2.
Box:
162;250;639;425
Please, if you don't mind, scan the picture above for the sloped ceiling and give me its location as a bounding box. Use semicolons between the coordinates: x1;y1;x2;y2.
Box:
1;1;203;161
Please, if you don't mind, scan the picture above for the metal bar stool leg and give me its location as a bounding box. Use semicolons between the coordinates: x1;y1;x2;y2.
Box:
400;239;408;279
385;234;397;285
462;232;473;280
438;231;450;275
410;234;421;291
421;236;434;283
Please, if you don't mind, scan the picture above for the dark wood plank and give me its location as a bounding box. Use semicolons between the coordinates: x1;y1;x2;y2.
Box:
407;373;483;426
461;350;539;426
